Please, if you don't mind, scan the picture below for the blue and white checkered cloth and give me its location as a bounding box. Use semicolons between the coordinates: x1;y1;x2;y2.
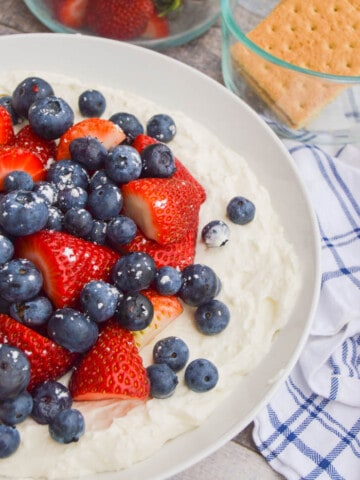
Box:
253;141;360;480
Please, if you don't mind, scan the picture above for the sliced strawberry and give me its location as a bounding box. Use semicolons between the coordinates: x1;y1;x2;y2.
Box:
0;314;78;391
15;125;57;167
56;118;126;160
132;134;206;203
69;320;150;401
51;0;89;28
15;230;119;309
133;289;183;350
122;177;201;245
121;227;197;270
142;12;170;39
0;106;15;146
0;146;47;190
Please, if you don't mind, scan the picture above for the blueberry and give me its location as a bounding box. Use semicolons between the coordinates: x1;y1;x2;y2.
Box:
69;136;107;171
86;219;107;245
89;169;114;191
3;170;34;192
111;252;156;292
0;424;20;458
153;336;189;372
87;183;123;221
146;114;176;143
226;196;255;225
105;145;142;184
0;344;30;401
47;308;99;353
184;358;219;392
0;235;14;265
0;95;20;125
57;186;88;212
140;143;176;178
201;220;230;247
78;89;106;117
146;363;178;399
106;215;137;246
45;206;63;231
0;258;43;303
110;112;144;143
49;408;85;444
155;266;182;295
0;390;33;425
31;380;72;425
194;299;230;335
114;292;154;331
179;264;220;307
33;181;58;205
63;207;93;237
0;190;49;236
80;280;121;323
46;160;90;191
9;296;53;327
12;76;54;119
28;95;74;140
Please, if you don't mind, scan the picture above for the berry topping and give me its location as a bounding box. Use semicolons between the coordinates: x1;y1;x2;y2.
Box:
111;252;156;293
9;295;53;327
179;264;221;307
146;113;176;143
69;136;107;171
3;170;34;192
0;106;15;146
152;336;189;372
0;258;43;303
28;96;74;140
201;220;230;247
0;344;30;401
0;424;20;458
48;408;85;444
78;89;106;118
146;363;178;399
184;358;219;393
194;299;230;335
80;280;121;324
0;390;33;426
109;112;144;143
31;380;72;425
0;146;46;190
226;196;256;225
15;125;57;167
114;292;154;331
140;143;176;178
105;144;142;184
12;77;54;120
154;265;182;295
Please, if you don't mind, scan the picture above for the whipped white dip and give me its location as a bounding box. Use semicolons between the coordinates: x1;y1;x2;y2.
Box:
0;72;300;479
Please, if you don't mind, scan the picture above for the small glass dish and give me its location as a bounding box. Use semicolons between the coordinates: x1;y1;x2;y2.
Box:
23;0;220;50
221;0;360;144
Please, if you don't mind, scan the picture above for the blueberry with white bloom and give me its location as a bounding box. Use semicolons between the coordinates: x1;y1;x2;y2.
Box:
89;169;115;191
184;358;219;392
47;308;98;353
80;280;121;323
111;252;156;292
57;186;88;212
0;190;49;236
110;112;144;143
146;114;176;143
0;258;43;303
45;206;63;231
3;171;34;192
87;183;123;221
78;89;106;117
9;295;53;327
69;136;107;171
0;390;33;426
28;95;74;140
0;424;20;458
31;380;72;425
0;344;30;401
153;336;189;372
194;299;230;335
33;181;58;205
147;363;178;399
86;219;107;245
155;266;182;295
115;292;154;331
201;220;230;247
140;143;176;178
105;144;142;184
46;160;90;191
0;235;14;265
106;215;137;246
226;196;255;225
12;76;54;119
49;408;85;444
179;263;221;307
63;207;93;237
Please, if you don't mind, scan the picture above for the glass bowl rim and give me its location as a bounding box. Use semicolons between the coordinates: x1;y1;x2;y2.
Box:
221;0;360;83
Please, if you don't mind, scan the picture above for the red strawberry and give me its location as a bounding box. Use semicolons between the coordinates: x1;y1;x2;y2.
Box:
122;177;201;245
0;106;15;146
85;0;154;40
0;314;78;391
133;289;183;350
132;134;206;203
56;118;126;160
142;12;170;39
121;227;197;270
51;0;89;28
15;125;57;167
15;230;119;309
0;146;47;190
69;321;150;401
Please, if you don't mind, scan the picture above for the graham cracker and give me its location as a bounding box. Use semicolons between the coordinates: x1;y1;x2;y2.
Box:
231;0;360;129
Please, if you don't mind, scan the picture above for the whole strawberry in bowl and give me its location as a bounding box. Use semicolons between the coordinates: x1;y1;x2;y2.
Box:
23;0;220;49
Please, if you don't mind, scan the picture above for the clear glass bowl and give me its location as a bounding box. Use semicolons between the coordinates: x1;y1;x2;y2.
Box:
221;0;360;144
24;0;220;50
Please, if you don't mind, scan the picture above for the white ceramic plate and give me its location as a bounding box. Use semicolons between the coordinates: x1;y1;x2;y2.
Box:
0;33;320;480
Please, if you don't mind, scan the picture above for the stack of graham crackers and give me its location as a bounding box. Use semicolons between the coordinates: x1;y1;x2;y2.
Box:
231;0;360;129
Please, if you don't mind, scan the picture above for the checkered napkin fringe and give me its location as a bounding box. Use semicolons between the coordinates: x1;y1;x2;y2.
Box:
253;142;360;480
